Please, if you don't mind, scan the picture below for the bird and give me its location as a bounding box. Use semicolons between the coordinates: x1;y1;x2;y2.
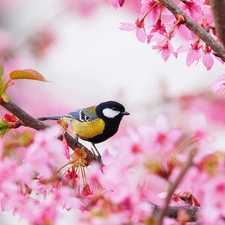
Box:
38;101;130;161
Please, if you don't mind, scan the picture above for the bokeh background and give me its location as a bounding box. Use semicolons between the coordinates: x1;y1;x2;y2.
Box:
0;0;225;224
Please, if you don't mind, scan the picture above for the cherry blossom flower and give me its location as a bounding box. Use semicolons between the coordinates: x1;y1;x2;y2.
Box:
201;176;225;224
153;20;166;34
119;19;147;43
152;37;177;61
208;74;225;95
25;126;65;179
140;0;163;23
203;51;214;70
177;40;203;66
136;114;182;153
179;0;204;20
177;24;193;41
201;45;214;70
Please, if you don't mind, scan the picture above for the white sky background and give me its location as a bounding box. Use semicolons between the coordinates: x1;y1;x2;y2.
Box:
1;0;225;224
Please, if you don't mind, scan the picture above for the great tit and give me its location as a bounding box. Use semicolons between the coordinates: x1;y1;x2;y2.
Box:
38;101;130;160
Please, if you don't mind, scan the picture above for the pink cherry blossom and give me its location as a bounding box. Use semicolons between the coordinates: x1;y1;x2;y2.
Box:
82;149;154;224
140;0;163;23
191;115;213;145
149;19;167;36
208;74;225;95
176;40;203;67
200;176;225;224
201;44;214;70
24;126;65;179
152;37;177;61
178;0;204;20
203;52;214;70
150;114;182;152
119;19;147;43
186;48;203;66
177;24;193;41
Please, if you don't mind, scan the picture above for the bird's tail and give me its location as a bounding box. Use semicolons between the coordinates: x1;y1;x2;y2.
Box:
38;116;61;121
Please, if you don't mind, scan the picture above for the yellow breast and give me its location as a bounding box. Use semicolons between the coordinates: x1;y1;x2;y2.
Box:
71;118;105;140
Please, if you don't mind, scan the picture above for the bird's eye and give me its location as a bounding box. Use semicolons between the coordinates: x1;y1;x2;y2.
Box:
111;107;117;111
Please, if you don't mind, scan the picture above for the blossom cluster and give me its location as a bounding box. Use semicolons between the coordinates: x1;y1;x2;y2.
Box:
0;112;225;224
97;0;225;97
100;0;222;71
120;0;219;70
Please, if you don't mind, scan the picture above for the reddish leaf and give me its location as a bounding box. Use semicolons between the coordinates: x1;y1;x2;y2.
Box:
3;113;19;123
9;69;49;82
4;80;15;89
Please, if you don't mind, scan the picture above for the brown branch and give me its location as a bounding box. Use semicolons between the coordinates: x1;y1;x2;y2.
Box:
0;99;98;164
156;149;197;224
158;0;225;61
152;203;199;222
210;0;225;49
1;100;49;130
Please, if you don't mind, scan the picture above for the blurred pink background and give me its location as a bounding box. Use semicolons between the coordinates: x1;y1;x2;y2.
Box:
0;1;225;224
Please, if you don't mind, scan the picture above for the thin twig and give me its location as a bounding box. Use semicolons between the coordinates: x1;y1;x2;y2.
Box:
156;148;197;224
158;0;225;61
1;100;49;130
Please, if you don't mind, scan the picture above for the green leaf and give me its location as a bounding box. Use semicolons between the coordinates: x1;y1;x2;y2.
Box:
9;69;49;82
0;119;9;136
0;76;3;90
18;130;34;146
0;128;9;136
1;92;9;102
0;63;4;77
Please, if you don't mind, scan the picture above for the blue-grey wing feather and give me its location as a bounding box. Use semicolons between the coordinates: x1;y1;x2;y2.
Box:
67;109;81;120
67;108;97;122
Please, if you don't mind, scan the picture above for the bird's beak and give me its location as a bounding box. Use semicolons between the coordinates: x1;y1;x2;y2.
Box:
121;111;130;116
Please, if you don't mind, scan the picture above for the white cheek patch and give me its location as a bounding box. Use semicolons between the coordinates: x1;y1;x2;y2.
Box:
103;108;120;118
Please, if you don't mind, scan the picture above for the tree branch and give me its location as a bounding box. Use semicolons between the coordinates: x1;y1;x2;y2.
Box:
0;99;98;164
1;100;49;130
156;149;197;224
152;203;199;222
210;0;225;49
158;0;225;61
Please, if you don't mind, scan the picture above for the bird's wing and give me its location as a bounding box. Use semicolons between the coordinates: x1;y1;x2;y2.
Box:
68;106;98;122
67;109;80;120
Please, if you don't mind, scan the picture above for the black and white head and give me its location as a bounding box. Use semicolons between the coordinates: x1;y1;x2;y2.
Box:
96;101;130;120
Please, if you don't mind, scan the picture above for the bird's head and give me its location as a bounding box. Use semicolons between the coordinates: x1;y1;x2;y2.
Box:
96;101;130;120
